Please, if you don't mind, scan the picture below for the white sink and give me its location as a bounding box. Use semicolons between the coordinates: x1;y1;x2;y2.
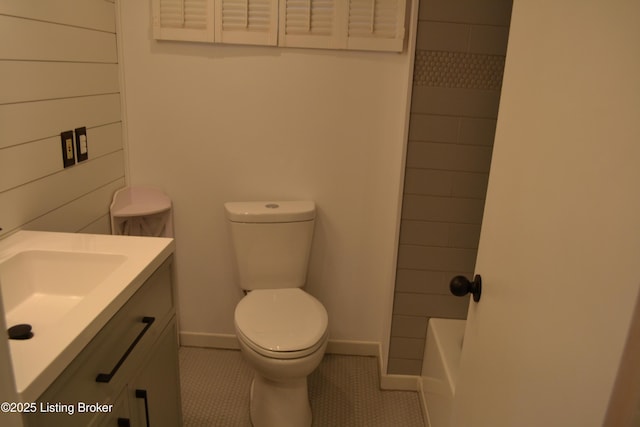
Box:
0;231;174;402
0;250;127;328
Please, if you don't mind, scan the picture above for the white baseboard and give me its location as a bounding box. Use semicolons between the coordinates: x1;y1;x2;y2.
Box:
179;332;421;393
179;332;382;356
380;373;420;391
325;339;379;356
418;377;431;427
179;331;240;349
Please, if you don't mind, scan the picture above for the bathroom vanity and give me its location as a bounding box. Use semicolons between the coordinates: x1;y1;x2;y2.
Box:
0;231;181;427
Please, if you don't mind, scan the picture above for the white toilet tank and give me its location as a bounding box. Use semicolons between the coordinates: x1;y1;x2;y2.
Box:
224;201;315;290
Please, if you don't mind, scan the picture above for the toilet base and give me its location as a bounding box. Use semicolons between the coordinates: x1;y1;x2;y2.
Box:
250;374;311;427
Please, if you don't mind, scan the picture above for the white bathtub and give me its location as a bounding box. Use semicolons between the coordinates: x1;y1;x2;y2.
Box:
421;318;466;427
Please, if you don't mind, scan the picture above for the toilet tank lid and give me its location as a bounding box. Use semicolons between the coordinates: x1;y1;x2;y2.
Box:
224;201;315;223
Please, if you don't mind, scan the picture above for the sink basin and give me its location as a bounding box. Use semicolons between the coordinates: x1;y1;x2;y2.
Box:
0;230;174;402
0;250;127;329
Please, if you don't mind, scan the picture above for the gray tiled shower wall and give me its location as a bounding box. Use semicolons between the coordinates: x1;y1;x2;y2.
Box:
388;0;513;375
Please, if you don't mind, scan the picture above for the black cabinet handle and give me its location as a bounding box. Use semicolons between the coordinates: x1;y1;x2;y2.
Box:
96;317;155;383
117;418;131;427
450;275;482;302
136;389;151;427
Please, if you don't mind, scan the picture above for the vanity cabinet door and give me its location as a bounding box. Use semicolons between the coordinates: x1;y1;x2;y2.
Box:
96;388;131;427
127;319;182;427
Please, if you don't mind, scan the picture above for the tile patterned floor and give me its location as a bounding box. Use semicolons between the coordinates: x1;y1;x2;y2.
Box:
179;347;425;427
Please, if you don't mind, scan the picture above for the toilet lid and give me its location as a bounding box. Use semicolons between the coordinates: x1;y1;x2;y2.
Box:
235;288;328;352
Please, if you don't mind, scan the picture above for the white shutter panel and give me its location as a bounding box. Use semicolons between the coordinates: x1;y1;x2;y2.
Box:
153;0;214;42
279;0;345;49
347;0;406;52
215;0;278;45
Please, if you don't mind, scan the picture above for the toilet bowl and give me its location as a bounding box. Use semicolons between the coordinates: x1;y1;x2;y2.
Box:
225;201;328;427
235;288;328;426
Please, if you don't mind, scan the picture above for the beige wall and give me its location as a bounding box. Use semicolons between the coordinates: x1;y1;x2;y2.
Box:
0;1;126;239
389;0;512;375
118;1;416;365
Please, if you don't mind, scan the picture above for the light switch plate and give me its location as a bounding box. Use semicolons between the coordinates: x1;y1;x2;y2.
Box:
60;130;75;168
75;127;88;162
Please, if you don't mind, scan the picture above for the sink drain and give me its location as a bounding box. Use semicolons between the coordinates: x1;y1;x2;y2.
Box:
7;324;33;340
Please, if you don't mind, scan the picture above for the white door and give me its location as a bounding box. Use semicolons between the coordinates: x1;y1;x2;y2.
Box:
451;1;640;426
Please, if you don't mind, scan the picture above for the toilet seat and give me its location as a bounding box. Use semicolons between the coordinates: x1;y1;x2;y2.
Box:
235;288;328;359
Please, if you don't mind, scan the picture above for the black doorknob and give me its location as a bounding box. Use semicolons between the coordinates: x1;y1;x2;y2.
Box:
449;274;482;302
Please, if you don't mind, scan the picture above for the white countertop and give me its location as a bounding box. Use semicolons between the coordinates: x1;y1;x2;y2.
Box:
0;231;174;402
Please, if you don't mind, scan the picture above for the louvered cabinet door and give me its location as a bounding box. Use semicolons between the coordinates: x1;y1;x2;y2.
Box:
151;0;407;51
152;0;215;42
347;0;406;52
215;0;278;45
278;0;345;49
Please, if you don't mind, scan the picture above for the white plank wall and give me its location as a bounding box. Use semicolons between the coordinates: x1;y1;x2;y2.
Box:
0;1;125;237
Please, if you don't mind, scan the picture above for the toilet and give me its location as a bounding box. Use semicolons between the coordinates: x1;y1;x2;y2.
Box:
225;201;329;427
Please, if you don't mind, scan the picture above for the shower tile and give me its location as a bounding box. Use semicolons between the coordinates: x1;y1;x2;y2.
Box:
451;171;490;198
419;0;513;26
389;336;425;360
408;113;459;143
449;223;482;248
458;117;498;145
411;86;501;117
395;269;447;294
395;269;476;294
399;220;450;246
391;315;429;338
401;194;485;223
416;21;469;52
387;358;423;376
393;292;469;318
468;25;511;55
413;50;506;91
397;245;477;272
403;168;453;196
406;141;493;173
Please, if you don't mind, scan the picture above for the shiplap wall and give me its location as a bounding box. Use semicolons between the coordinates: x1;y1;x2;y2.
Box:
0;0;125;238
